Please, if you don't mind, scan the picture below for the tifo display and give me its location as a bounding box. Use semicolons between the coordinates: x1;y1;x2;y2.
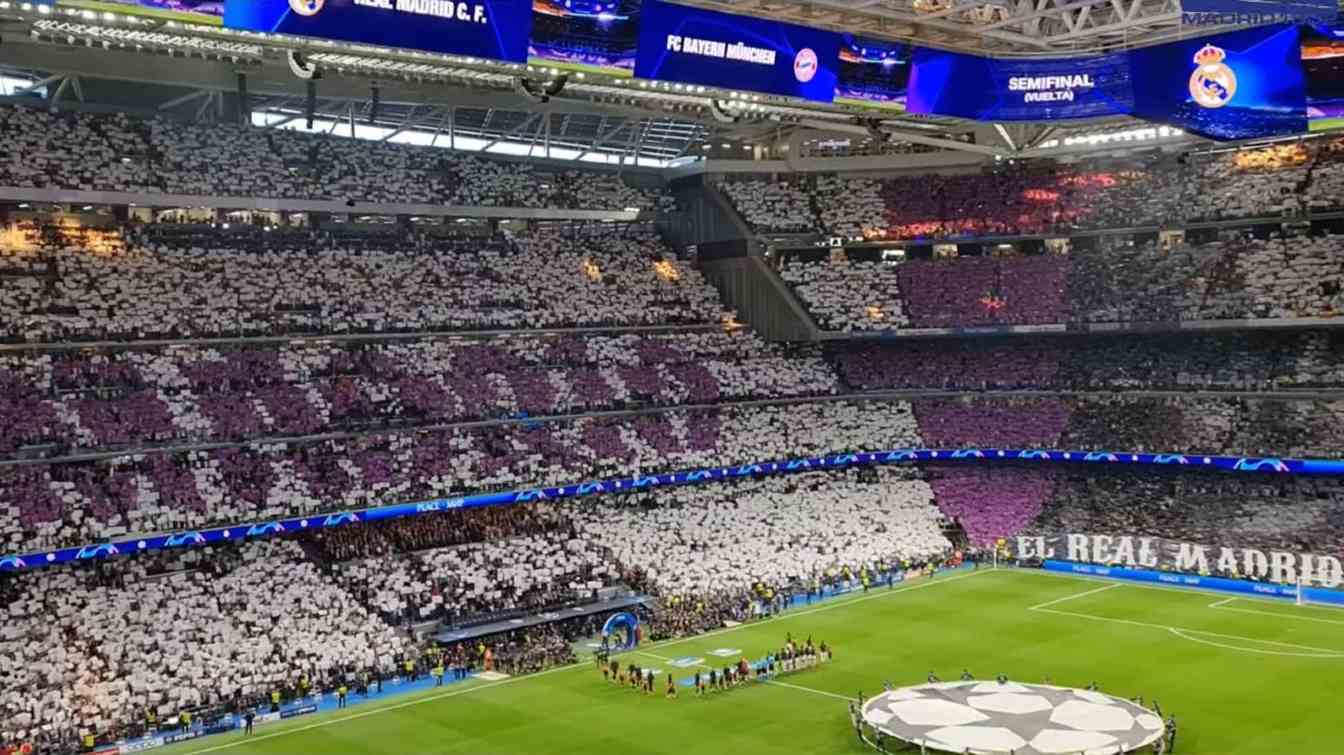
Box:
6;10;1344;748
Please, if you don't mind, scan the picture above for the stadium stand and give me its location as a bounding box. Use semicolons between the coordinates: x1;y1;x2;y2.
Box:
0;224;716;342
0;540;408;747
7;83;1344;755
0;330;836;454
715;135;1344;239
0;106;661;210
717;177;816;234
780;232;1344;332
0;401;920;551
832;332;1344;391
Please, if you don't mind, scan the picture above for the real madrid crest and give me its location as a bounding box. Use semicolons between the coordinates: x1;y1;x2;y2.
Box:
1188;44;1236;109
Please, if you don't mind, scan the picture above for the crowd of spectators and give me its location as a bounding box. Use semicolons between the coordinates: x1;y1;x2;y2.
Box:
0;540;408;751
7;384;1344;556
570;468;949;594
7;110;1344;755
0;400;923;552
0;223;718;342
327;504;614;628
718;177;815;234
0;105;661;210
0;329;837;456
715;135;1344;240
831;331;1344;392
780;231;1344;333
780;257;910;332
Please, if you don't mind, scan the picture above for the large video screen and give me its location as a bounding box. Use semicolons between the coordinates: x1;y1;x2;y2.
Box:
61;0;223;25
1302;22;1344;131
1130;24;1308;140
633;0;840;103
834;34;912;111
224;0;533;63
529;0;642;76
906;49;1133;121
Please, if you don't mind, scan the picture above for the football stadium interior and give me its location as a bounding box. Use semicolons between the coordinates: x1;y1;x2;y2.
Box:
1;1;1344;754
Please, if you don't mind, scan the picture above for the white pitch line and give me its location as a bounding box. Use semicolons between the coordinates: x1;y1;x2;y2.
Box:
1010;567;1310;607
1014;568;1344;624
764;679;855;701
180;569;991;755
1167;628;1344;658
1034;606;1344;657
1210;603;1344;627
1028;582;1120;610
633;649;713;670
181;663;576;755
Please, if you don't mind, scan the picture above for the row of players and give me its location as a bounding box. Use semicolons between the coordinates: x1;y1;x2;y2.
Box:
601;636;834;699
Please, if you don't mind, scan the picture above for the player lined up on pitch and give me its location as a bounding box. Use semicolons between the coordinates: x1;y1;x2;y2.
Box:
599;634;833;699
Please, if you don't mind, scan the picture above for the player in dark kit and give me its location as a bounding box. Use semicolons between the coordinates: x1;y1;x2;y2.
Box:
665;674;676;699
694;671;703;695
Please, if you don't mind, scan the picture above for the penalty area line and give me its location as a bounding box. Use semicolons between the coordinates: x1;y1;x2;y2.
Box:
1167;628;1344;658
1033;606;1344;658
1028;582;1120;610
180;570;990;755
1209;602;1344;627
763;679;855;701
1208;597;1236;608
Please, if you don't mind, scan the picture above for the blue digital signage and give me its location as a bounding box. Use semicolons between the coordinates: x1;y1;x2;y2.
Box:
906;48;1133;121
633;0;840;102
834;34;912;110
529;0;642;76
1302;22;1344;131
62;0;220;24
1129;24;1308;140
224;0;533;63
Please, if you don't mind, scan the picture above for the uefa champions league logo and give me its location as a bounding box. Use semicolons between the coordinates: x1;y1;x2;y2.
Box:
1189;44;1236;108
289;0;325;17
793;48;818;83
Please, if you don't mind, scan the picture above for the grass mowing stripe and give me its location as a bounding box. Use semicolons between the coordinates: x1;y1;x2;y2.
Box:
180;569;990;755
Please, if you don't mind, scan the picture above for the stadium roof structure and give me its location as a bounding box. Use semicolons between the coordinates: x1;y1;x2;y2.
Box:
0;2;1262;169
670;0;1189;56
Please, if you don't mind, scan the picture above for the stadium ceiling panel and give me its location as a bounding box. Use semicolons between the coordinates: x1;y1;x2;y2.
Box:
666;0;1185;54
0;3;1202;166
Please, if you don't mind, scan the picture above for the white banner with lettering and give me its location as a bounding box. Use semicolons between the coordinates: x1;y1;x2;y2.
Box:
1009;533;1344;588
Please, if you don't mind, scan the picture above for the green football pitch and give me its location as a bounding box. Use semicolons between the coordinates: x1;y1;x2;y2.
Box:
158;568;1344;755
